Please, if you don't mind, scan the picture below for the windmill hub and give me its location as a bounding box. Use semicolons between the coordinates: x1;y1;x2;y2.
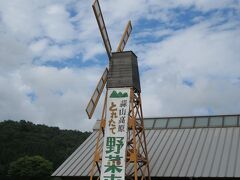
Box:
107;51;141;92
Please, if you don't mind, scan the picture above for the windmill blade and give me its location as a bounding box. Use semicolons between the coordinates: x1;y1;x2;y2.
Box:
86;68;108;119
116;20;132;52
92;0;112;59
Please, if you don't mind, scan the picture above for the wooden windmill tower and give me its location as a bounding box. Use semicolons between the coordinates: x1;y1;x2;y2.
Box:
86;0;151;179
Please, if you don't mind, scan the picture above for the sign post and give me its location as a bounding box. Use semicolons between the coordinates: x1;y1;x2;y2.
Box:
100;88;130;180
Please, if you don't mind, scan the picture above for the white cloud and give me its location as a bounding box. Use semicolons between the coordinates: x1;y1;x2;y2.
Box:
0;72;41;122
0;32;32;71
0;66;104;130
0;1;42;40
29;39;50;55
0;0;239;131
41;4;77;42
139;20;240;77
140;19;240;117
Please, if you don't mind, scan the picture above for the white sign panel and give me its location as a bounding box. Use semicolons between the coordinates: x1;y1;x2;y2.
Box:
100;88;130;180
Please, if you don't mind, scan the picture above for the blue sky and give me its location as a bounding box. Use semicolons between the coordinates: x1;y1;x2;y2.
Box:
0;0;239;130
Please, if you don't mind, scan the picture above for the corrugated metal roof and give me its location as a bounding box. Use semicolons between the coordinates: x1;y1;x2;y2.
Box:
52;115;240;178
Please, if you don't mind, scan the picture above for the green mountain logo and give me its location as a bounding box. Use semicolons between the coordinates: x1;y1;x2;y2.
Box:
110;90;128;98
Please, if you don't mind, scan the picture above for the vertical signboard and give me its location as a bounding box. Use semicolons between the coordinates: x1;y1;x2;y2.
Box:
100;88;130;180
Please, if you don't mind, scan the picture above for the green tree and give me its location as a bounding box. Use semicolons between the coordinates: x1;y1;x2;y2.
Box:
0;120;91;176
8;155;53;179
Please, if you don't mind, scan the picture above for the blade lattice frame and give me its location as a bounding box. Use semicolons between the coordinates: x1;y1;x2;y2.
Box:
86;68;108;119
92;0;112;59
117;21;132;52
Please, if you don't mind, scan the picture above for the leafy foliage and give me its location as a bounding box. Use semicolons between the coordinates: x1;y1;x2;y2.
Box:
8;155;53;178
0;120;91;176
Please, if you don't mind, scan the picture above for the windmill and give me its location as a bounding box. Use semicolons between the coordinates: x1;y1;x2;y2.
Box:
86;0;151;179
